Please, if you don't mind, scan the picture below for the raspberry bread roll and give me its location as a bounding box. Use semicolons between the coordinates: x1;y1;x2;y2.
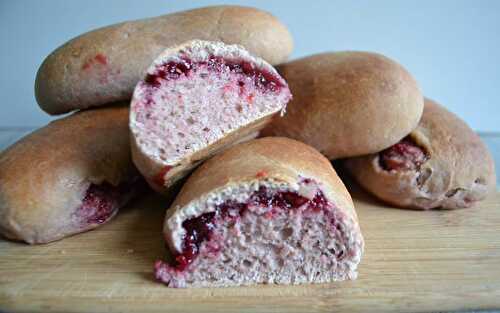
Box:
0;105;143;244
130;40;292;193
155;137;364;288
344;99;496;210
262;52;424;159
35;5;293;115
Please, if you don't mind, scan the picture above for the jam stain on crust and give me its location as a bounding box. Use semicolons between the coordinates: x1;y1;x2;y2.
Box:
81;53;119;85
94;53;108;65
255;170;268;178
379;137;428;171
153;165;173;187
143;56;285;93
82;53;108;70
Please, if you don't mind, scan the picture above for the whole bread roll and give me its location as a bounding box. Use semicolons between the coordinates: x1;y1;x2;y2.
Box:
0;105;143;244
262;51;424;159
35;5;293;115
344;98;496;210
155;137;364;288
130;40;291;194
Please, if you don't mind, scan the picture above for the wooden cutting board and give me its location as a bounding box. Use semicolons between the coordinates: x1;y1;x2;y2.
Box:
1;184;500;313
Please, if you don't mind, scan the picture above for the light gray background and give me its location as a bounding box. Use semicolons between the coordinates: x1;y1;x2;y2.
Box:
1;0;499;131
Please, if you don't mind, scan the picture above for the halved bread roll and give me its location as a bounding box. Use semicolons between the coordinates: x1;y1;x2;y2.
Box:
262;51;424;159
0;105;143;244
155;137;364;287
130;40;292;194
344;99;496;209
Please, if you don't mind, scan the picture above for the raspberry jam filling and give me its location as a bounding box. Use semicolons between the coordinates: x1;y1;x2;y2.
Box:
379;137;428;171
75;178;141;225
144;56;285;93
170;186;332;271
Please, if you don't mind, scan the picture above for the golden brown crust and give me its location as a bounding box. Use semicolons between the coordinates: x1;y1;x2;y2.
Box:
35;5;293;115
0;105;137;243
344;99;496;209
168;137;358;224
262;52;424;159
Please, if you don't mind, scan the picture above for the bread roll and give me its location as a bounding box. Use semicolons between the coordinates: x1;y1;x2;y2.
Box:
130;40;292;193
0;105;143;244
344;99;496;209
262;51;424;159
35;5;293;115
155;137;364;287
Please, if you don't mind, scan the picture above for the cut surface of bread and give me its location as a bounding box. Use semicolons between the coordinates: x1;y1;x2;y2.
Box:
130;40;291;193
155;137;364;287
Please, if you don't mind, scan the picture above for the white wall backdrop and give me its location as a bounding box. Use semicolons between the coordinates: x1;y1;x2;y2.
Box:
1;0;499;131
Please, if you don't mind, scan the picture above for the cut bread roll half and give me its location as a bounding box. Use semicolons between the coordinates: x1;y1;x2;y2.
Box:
344;99;496;210
155;137;364;288
0;105;144;244
130;40;292;193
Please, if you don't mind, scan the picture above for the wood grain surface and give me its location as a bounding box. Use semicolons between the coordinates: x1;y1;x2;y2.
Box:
1;180;499;313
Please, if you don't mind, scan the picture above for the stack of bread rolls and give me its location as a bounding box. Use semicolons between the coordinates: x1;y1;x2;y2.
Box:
0;5;495;288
